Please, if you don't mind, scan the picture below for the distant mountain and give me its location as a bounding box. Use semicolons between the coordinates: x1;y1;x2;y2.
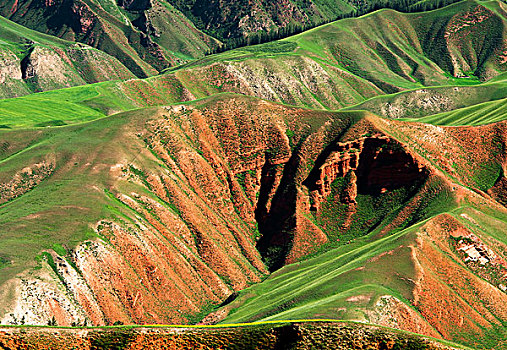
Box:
0;15;134;97
166;0;464;42
0;0;222;77
0;0;466;79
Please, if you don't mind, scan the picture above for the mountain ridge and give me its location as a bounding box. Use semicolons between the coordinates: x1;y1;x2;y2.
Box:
0;1;506;349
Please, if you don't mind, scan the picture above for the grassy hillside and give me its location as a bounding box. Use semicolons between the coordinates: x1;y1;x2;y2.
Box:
0;95;340;326
0;15;134;98
0;76;191;128
217;206;507;349
165;0;507;109
346;78;507;119
0;0;221;78
0;2;506;349
400;98;507;125
1;0;504;96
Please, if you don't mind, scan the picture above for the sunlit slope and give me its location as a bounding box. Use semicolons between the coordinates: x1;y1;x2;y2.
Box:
400;98;507;126
0;0;504;102
0;0;504;115
213;114;507;350
217;205;507;349
0;0;221;77
0;69;504;130
1;93;506;338
345;77;507;120
0;75;192;128
168;0;506;108
0;2;506;349
0;15;134;98
0;95;347;326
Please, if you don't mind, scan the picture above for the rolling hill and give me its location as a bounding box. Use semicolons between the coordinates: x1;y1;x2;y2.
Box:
0;0;482;80
0;15;134;98
0;0;222;77
1;0;505;121
0;1;506;349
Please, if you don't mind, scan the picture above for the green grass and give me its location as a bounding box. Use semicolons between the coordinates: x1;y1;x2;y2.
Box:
0;16;72;51
0;94;105;128
0;14;138;97
218;202;504;349
221;223;422;322
400;98;507;126
0;75;190;128
0;0;504;129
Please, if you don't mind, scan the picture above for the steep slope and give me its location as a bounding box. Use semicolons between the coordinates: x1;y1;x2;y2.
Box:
208;109;507;350
168;0;356;40
1;1;504;104
0;0;221;77
1;0;505;100
0;15;134;98
0;2;506;349
0;93;506;349
168;0;465;41
0;94;348;326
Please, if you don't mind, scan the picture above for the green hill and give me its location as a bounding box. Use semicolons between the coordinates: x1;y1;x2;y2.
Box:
0;0;221;77
0;15;134;98
0;2;506;350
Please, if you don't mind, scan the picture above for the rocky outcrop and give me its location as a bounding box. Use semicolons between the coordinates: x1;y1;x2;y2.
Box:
0;160;55;204
0;51;22;84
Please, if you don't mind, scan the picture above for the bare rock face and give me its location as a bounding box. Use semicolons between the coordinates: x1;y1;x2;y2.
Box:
0;36;134;98
259;132;430;267
18;45;134;92
0;263;90;327
0;160;55;204
22;46;85;88
0;51;22;84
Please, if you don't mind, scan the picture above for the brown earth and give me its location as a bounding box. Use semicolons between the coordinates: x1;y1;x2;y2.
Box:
0;322;466;350
0;95;506;349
